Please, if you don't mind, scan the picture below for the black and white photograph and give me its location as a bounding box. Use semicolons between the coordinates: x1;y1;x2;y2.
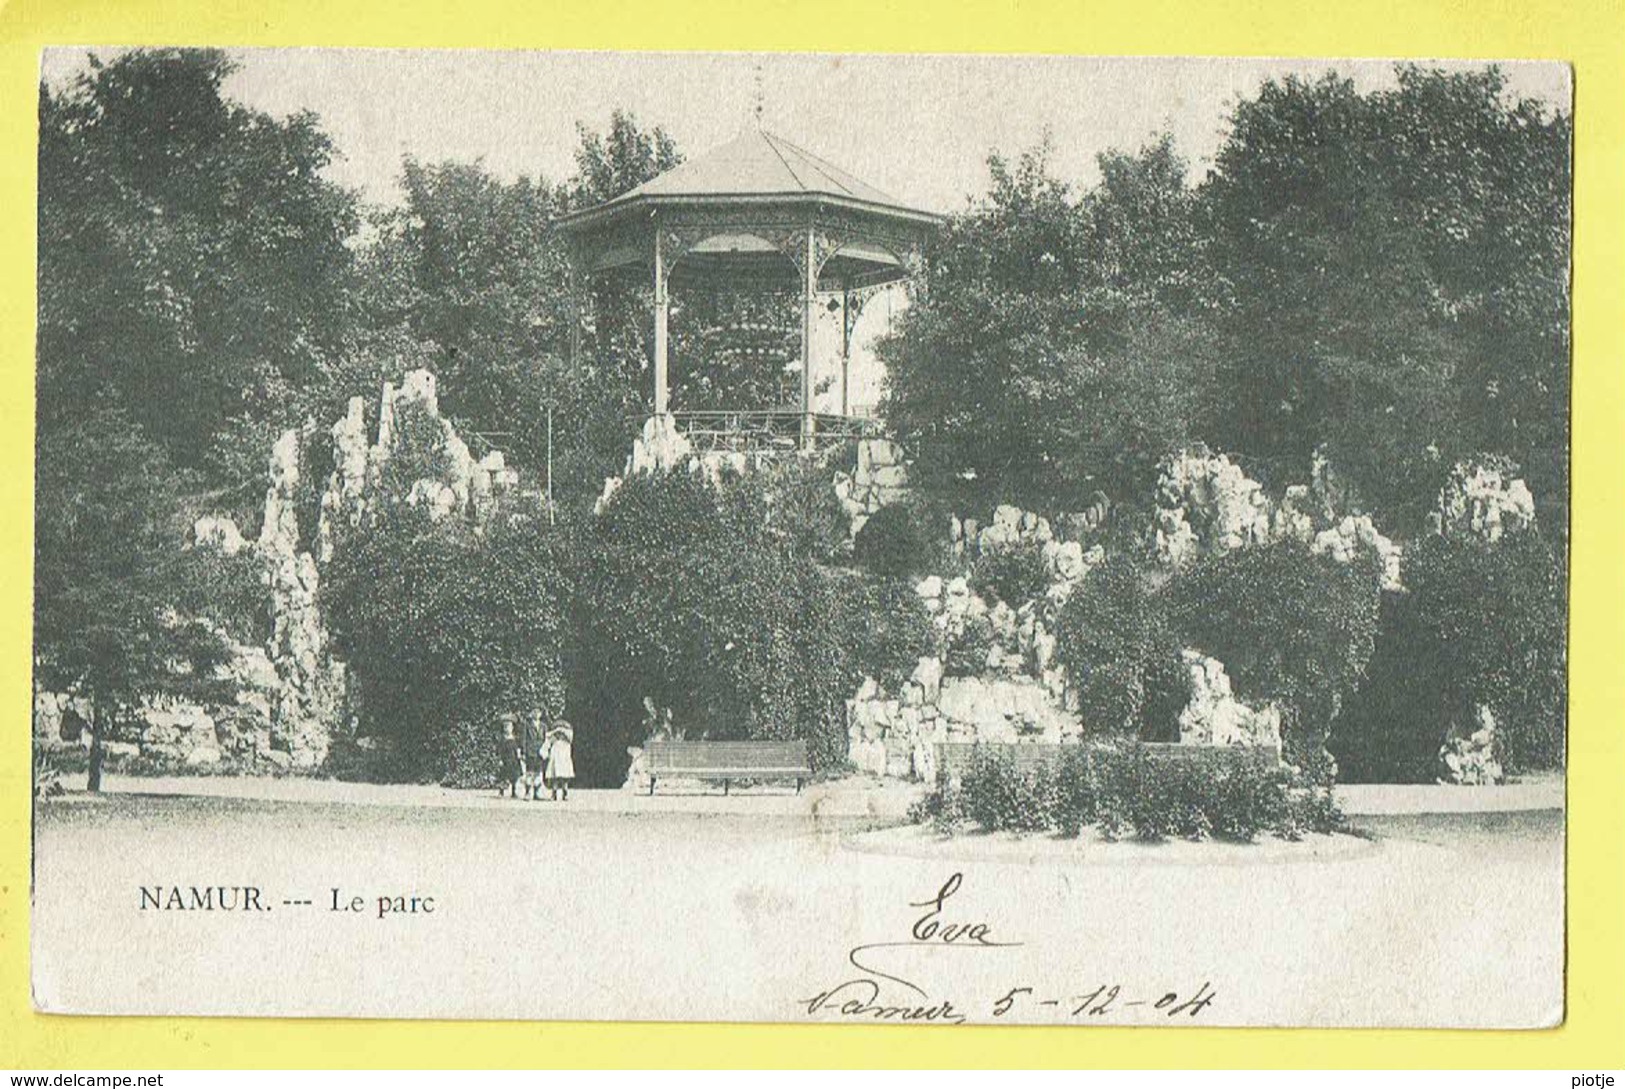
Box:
30;47;1571;1027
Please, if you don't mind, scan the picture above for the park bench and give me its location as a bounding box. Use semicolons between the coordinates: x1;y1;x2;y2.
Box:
643;739;812;795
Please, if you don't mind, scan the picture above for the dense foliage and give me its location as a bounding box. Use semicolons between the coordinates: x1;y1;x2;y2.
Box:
1332;532;1567;780
33;409;246;788
1203;69;1570;535
1168;543;1384;770
877;137;1218;512
969;542;1051;607
1052;556;1185;740
37;50;362;496
880;68;1570;540
852;502;938;578
912;744;1342;842
570;468;924;778
323;504;570;787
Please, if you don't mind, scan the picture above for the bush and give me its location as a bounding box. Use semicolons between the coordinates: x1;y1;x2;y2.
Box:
921;742;1343;843
971;542;1051;606
323;504;570;787
853;503;937;578
958;747;1054;834
1168;541;1383;771
1052;555;1186;740
574;467;885;776
755;457;852;565
943;613;996;677
175;545;272;646
1332;532;1566;780
840;574;938;691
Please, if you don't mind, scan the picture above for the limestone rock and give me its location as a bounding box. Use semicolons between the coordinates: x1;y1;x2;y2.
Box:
1312;514;1404;592
910;656;944;705
1176;649;1282;751
1438;705;1504;785
1154;449;1274;566
936;675;1079;744
1435;458;1537;542
629;413;696;476
192;515;247;556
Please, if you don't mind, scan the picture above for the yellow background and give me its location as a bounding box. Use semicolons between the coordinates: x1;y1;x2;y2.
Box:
1;0;1620;1069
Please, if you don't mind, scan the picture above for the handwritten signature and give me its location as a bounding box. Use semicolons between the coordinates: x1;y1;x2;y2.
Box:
798;872;1215;1025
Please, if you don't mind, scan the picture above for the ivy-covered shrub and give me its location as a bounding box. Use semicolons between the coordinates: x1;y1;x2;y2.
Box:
572;467;881;777
756;457;852;564
1053;555;1185;740
840;574;937;690
943;613;996;677
1332;532;1566;780
175;545;272;645
957;747;1055;833
971;542;1051;606
375;399;453;500
323;504;569;787
1168;541;1383;772
852;502;937;578
916;743;1342;843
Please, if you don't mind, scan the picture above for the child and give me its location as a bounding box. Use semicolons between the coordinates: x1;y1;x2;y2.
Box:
545;719;575;801
496;714;524;799
522;709;549;800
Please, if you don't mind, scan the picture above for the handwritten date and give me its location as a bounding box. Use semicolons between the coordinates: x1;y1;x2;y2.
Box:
799;872;1216;1025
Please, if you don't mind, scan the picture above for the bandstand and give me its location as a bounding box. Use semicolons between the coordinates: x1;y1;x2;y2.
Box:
556;127;941;451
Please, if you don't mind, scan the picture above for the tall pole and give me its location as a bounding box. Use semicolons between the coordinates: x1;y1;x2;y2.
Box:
800;224;815;448
652;224;670;417
567;257;582;375
546;405;554;527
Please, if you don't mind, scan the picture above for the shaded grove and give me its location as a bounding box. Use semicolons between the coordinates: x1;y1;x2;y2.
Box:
34;51;1568;792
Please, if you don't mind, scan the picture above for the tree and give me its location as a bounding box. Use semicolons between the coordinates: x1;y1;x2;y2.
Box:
357;111;687;509
33;412;238;790
562;110;681;210
359;159;609;489
323;500;571;786
37;49;362;498
1198;67;1570;531
876;139;1219;513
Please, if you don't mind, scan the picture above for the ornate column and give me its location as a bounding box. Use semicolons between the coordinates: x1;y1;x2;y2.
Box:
800;223;816;446
838;282;888;419
652;223;670;417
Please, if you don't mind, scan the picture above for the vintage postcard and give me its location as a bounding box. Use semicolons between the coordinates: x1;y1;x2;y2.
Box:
30;47;1569;1027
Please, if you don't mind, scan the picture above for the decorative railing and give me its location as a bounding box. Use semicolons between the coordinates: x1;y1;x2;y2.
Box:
671;409;885;456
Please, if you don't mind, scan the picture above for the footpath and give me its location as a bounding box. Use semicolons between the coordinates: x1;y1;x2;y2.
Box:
47;769;1564;819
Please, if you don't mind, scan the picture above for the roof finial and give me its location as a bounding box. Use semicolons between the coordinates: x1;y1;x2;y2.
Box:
751;62;765;129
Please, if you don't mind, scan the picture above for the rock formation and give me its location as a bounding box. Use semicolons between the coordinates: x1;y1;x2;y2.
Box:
1437;705;1504;785
835;437;909;538
1312;514;1404;592
1175;650;1283;752
845;658;1082;781
258;428;343;768
1153;449;1275;566
1432;457;1537;542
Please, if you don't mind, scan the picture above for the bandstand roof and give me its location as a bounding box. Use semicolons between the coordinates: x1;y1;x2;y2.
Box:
556;127;942;232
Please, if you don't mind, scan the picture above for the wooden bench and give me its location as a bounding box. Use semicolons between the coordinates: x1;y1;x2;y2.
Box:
643;740;812;795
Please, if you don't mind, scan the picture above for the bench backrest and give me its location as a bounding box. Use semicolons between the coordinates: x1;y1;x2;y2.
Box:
645;739;810;773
